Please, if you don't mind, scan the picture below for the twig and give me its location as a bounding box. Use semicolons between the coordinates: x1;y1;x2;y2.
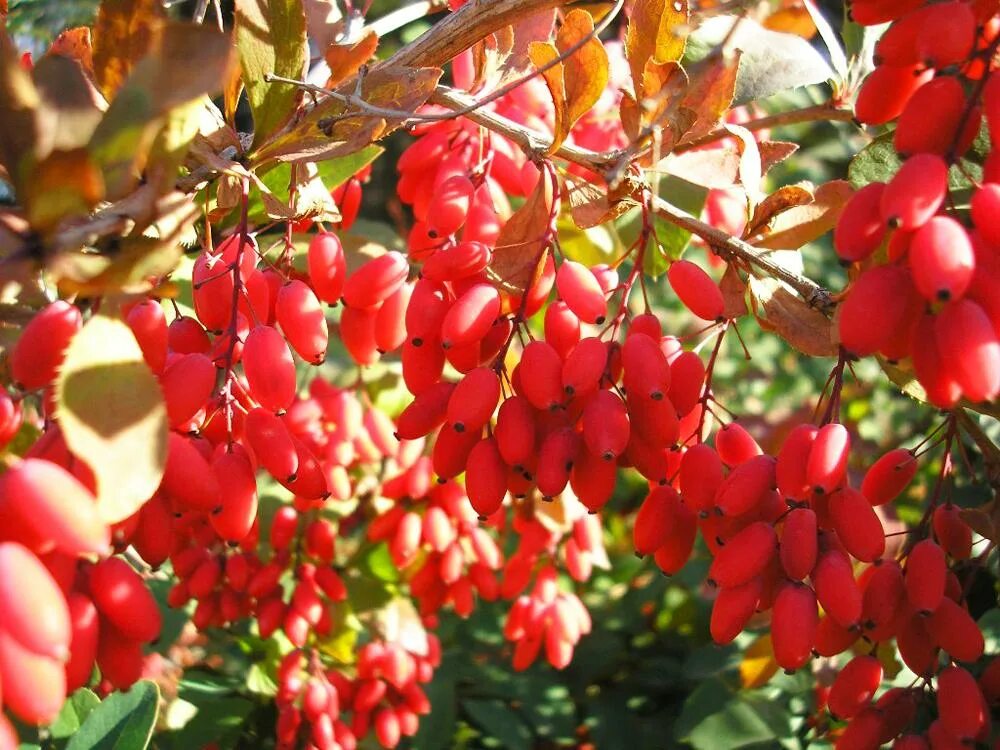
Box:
673;103;856;153
651;196;835;313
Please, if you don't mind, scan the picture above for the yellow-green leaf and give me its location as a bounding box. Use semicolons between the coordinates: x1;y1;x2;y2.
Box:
55;314;168;523
235;0;308;147
739;635;779;689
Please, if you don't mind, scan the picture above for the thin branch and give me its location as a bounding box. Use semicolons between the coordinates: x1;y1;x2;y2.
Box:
673;103;857;153
651;196;835;313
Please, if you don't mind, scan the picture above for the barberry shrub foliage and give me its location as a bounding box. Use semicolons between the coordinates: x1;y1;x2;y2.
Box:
0;0;998;747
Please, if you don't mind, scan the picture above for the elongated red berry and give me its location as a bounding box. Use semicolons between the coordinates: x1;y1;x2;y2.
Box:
422;240;490;282
519;340;564;410
582;390;630;460
812;550;862;628
937;665;988;739
780;508;817;580
894;77;969;156
880;154;948;231
11;300;82;390
679;444;724;513
708;521;777;588
0;458;109;556
861;448;916;505
465;437;507;518
835;183;887;262
440;283;500;349
0;543;70;661
622;333;670;401
806;423;850;494
909;216;975;302
715;455;776;517
556;260;607;324
210;450;258;543
936;299;1000;402
396;382;454;439
828;655;882;719
932;504;972;560
927;597;984;663
276;280;329;364
562;337;608;397
710;577;762;645
838;265;920;357
243;325;297;412
343;252;409;309
245;407;299;482
771;582;817;671
855;64;932;125
448;367;501;433
0;629;66;724
494;396;536;468
89;556;161;643
905;539;946;613
715;422;762;467
308;232;347;304
668;260;724;321
830;487;885;562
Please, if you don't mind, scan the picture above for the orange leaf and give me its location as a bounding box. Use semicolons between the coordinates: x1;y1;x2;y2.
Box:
24;148;104;233
749;276;837;357
678;52;741;143
47;27;94;77
325;29;378;88
251;65;441;164
740;635;779;689
557;10;608;142
527;40;566;148
92;0;165;100
625;0;689;99
720;262;747;319
764;6;817;39
746;185;814;239
487;172;555;302
753;180;853;250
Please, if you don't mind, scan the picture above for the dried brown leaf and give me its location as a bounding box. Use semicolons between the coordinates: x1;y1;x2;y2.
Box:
720;262;747;319
746;185;813;238
753;179;852;249
959;503;996;544
325;29;378;88
488;173;555;300
749;276;837;356
251;65;441;164
92;0;164;100
566;178;638;229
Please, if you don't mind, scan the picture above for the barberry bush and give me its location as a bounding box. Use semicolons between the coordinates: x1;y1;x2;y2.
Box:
0;0;998;747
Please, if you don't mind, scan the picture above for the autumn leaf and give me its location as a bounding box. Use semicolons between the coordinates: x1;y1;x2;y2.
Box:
745;185;814;239
752;180;852;249
92;0;165;101
89;22;234;199
325;29;378;88
725;123;761;209
251;65;442;165
566;178;639;229
720;263;747;319
236;0;308;147
528;10;608;152
487;171;555;302
23;148;104;234
625;0;689;99
749;276;837;357
678;52;741;143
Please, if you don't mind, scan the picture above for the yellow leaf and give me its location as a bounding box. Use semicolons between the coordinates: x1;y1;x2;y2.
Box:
56;314;169;524
740;634;779;689
625;0;689;99
527;40;566;149
557;10;608;144
24;148;104;234
753;180;853;250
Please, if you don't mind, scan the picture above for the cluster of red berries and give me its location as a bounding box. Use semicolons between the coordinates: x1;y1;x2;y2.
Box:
837;0;1000;406
275;638;439;750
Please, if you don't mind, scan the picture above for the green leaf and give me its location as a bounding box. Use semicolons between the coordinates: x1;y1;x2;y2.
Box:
169;696;254;748
49;689;101;739
359;542;400;583
462;699;533;750
648;175;708;275
246;145;383;225
235;0;308;147
676;678;778;749
55;314;169;524
692;16;834;104
66;680;160;750
850;131;984;190
412;662;457;749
